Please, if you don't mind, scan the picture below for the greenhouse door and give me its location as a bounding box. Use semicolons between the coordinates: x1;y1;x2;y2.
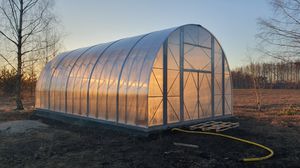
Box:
183;71;212;121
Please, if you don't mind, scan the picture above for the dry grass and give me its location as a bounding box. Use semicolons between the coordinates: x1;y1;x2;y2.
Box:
0;91;34;113
233;89;300;127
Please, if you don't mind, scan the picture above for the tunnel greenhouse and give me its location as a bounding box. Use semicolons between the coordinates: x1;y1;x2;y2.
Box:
35;24;233;132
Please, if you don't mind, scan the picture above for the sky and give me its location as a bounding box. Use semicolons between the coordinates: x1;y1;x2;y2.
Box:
54;0;273;69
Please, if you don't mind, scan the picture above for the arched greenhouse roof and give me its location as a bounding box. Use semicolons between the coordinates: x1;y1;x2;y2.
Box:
35;24;232;131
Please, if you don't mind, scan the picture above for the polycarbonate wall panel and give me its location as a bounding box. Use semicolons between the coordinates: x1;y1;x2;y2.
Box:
214;40;223;116
39;53;68;109
55;47;91;114
183;25;212;121
67;45;113;117
76;43;113;118
119;29;174;127
224;59;232;115
167;29;180;123
35;64;49;108
148;47;163;126
49;48;89;113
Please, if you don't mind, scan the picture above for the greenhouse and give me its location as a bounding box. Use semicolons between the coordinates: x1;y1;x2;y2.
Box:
35;24;232;132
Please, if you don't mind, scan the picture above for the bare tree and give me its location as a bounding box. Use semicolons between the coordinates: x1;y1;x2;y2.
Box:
257;0;300;62
0;0;61;110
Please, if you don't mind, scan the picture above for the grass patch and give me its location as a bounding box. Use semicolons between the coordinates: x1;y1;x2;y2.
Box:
279;104;300;116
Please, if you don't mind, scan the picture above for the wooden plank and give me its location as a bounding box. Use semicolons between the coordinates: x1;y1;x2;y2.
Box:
173;142;199;148
189;121;239;132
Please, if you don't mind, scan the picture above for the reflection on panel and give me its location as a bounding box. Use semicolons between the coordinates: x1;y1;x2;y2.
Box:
184;44;211;71
199;73;212;118
184;72;198;120
184;72;212;120
167;29;180;123
148;46;163;126
148;97;163;126
224;59;232;115
184;25;211;48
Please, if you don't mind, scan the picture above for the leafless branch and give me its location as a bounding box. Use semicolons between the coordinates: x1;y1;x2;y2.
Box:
0;53;17;70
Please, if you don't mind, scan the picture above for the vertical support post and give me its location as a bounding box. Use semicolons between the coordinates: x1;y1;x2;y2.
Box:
197;72;200;119
163;40;168;125
211;37;215;118
222;51;225;115
179;28;184;121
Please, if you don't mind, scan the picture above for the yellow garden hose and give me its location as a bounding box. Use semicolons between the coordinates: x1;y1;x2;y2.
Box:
172;128;274;162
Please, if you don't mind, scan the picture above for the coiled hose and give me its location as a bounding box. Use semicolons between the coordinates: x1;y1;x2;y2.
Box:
172;128;274;162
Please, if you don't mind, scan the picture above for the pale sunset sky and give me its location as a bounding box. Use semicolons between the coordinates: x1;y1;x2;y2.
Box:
54;0;273;68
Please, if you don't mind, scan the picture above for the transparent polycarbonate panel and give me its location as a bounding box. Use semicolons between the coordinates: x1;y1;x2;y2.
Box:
54;48;88;113
105;36;142;122
148;48;163;126
138;30;176;127
166;29;180;124
224;59;232;115
213;40;223;116
149;68;163;97
184;25;200;45
183;72;198;121
39;62;53;109
168;29;180;70
199;73;212;118
64;47;92;114
148;97;163;126
214;94;222;116
94;41;127;120
66;45;103;117
50;58;66;112
89;45;116;119
152;46;163;69
168;44;180;70
214;73;222;95
49;49;86;112
184;44;211;71
184;25;211;48
214;40;223;74
35;64;49;108
225;94;232;115
167;70;180;96
118;29;174;126
79;44;110;118
225;73;232;95
168;29;180;45
167;97;180;123
40;53;67;109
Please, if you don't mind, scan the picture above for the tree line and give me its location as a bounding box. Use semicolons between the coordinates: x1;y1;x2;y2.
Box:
232;61;300;89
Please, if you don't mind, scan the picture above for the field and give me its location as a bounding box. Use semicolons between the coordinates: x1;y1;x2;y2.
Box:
0;89;300;167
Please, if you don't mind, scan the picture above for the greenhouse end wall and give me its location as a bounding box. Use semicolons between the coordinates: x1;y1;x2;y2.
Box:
35;24;232;132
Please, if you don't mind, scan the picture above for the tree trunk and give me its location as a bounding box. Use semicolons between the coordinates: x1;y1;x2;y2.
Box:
16;50;24;110
15;0;24;110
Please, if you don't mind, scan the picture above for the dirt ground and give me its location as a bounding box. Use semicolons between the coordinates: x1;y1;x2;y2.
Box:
0;89;300;168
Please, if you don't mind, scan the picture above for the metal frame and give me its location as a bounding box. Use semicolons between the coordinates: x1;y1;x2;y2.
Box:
36;24;233;131
35;108;232;134
179;28;184;122
222;51;225;115
46;52;74;109
64;46;96;113
116;34;149;123
183;42;211;50
211;37;215;117
184;69;211;73
163;40;168;125
86;41;119;117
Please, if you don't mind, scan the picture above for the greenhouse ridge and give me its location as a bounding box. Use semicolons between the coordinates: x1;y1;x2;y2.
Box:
35;24;232;132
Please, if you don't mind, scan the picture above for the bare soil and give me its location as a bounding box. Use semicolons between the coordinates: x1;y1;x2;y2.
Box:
0;89;300;168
